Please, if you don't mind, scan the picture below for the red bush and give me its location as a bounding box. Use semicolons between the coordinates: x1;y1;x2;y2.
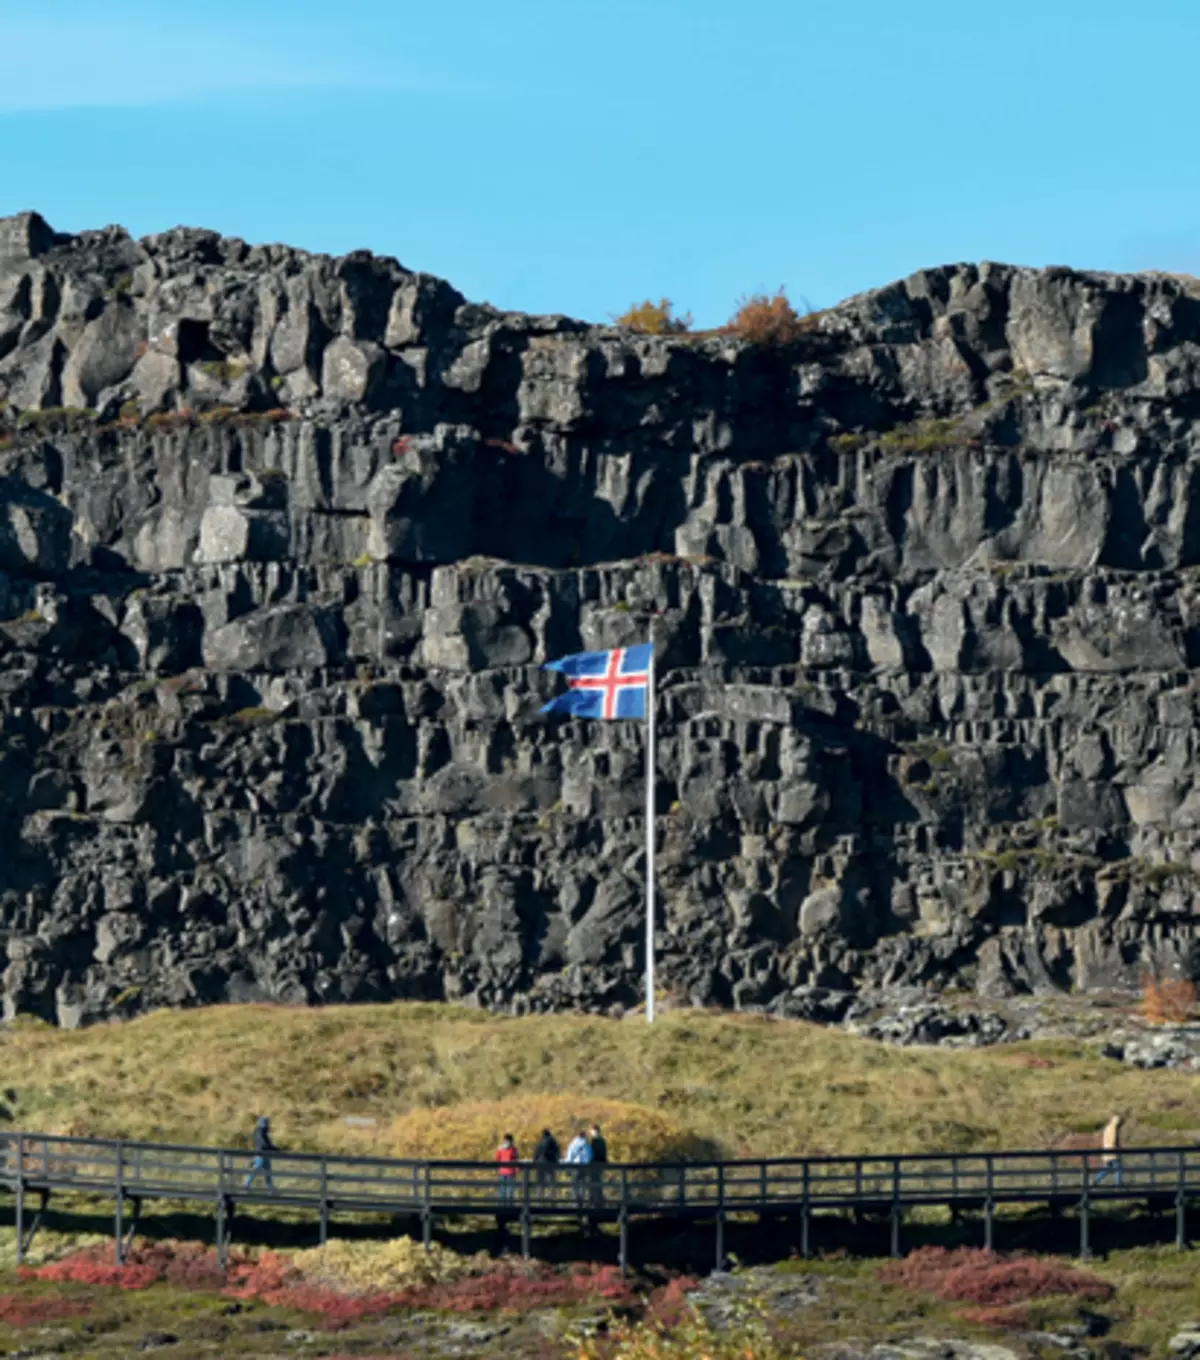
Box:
957;1303;1033;1331
0;1293;93;1326
644;1274;700;1329
19;1241;639;1332
390;1261;637;1315
21;1240;238;1293
22;1246;161;1291
879;1247;1113;1307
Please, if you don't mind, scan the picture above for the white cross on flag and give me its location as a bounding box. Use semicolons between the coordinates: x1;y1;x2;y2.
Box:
540;644;653;720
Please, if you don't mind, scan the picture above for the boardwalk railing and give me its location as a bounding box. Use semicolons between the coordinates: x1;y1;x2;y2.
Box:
2;1131;1197;1271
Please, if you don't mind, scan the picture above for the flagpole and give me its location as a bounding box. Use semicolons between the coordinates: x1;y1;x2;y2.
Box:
645;648;656;1024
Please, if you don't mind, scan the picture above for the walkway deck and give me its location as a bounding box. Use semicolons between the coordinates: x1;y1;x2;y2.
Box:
2;1131;1193;1272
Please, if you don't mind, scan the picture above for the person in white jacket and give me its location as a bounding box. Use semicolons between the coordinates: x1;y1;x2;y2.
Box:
565;1129;592;1208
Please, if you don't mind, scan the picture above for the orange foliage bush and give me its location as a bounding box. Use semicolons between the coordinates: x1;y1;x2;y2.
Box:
1140;974;1198;1025
879;1247;1112;1308
613;299;692;335
726;289;811;346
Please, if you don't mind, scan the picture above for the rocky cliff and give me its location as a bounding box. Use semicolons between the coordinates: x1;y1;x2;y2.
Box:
1;208;1199;1026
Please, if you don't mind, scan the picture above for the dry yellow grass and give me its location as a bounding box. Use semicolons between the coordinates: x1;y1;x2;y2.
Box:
0;1002;1195;1160
376;1094;715;1163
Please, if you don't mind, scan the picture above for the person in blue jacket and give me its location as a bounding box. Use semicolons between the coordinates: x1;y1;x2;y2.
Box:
565;1128;592;1208
244;1116;277;1192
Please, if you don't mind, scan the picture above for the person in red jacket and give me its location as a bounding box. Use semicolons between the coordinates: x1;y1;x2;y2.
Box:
496;1133;519;1206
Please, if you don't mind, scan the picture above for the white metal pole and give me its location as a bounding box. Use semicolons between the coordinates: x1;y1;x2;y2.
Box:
645;649;656;1024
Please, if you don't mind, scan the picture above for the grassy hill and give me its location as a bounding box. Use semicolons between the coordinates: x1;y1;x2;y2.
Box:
0;1001;1195;1160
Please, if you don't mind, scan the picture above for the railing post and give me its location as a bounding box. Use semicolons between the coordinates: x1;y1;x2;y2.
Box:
520;1165;531;1261
1178;1150;1188;1251
801;1161;811;1259
1079;1155;1091;1261
715;1164;725;1271
216;1150;228;1270
421;1163;432;1254
14;1134;24;1266
890;1158;901;1258
759;1160;768;1210
618;1168;629;1277
114;1140;125;1267
984;1155;994;1252
319;1158;329;1247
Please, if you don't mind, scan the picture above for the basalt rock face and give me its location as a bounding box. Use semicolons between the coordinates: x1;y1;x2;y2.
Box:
2;210;1200;1026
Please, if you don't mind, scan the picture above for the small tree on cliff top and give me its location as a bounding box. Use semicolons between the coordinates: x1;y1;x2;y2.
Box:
727;287;811;345
613;299;693;335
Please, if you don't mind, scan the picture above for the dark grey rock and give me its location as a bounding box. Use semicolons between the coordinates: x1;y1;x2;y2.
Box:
2;215;1200;1025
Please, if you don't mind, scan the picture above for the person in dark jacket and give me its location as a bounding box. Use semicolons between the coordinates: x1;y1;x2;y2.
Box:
244;1116;276;1191
532;1128;560;1198
588;1123;608;1209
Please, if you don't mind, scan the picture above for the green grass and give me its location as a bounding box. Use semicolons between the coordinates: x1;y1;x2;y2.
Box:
1;1002;1196;1161
879;416;974;454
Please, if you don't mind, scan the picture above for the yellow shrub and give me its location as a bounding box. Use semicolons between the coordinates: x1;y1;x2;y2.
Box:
0;1228;111;1268
289;1236;487;1291
613;299;692;335
365;1094;719;1164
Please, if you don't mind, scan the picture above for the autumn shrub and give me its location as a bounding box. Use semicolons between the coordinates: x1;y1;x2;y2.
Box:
0;1227;112;1269
371;1093;718;1163
613;299;692;335
726;289;811;346
1140;974;1198;1025
23;1246;162;1290
642;1274;701;1329
226;1250;635;1330
955;1303;1032;1331
21;1239;241;1292
878;1246;1113;1307
290;1236;488;1292
0;1293;93;1326
394;1261;635;1315
576;1291;781;1360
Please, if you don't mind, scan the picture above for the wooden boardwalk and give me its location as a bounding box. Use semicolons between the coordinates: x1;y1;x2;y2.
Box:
3;1130;1196;1273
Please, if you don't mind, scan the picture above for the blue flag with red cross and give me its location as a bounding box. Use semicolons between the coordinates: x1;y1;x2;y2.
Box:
541;644;653;720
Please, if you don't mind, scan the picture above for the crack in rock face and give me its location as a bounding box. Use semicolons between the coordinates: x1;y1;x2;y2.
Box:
1;211;1200;1027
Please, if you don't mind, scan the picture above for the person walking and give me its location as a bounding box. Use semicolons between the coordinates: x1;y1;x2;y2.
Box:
588;1123;608;1210
565;1128;592;1208
495;1132;519;1207
244;1116;277;1192
1093;1113;1124;1187
532;1127;560;1200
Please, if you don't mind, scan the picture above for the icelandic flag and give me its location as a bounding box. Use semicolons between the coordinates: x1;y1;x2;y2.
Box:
541;644;653;720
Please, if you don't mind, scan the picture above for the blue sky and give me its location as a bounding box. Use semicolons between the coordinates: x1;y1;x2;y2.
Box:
2;0;1199;326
